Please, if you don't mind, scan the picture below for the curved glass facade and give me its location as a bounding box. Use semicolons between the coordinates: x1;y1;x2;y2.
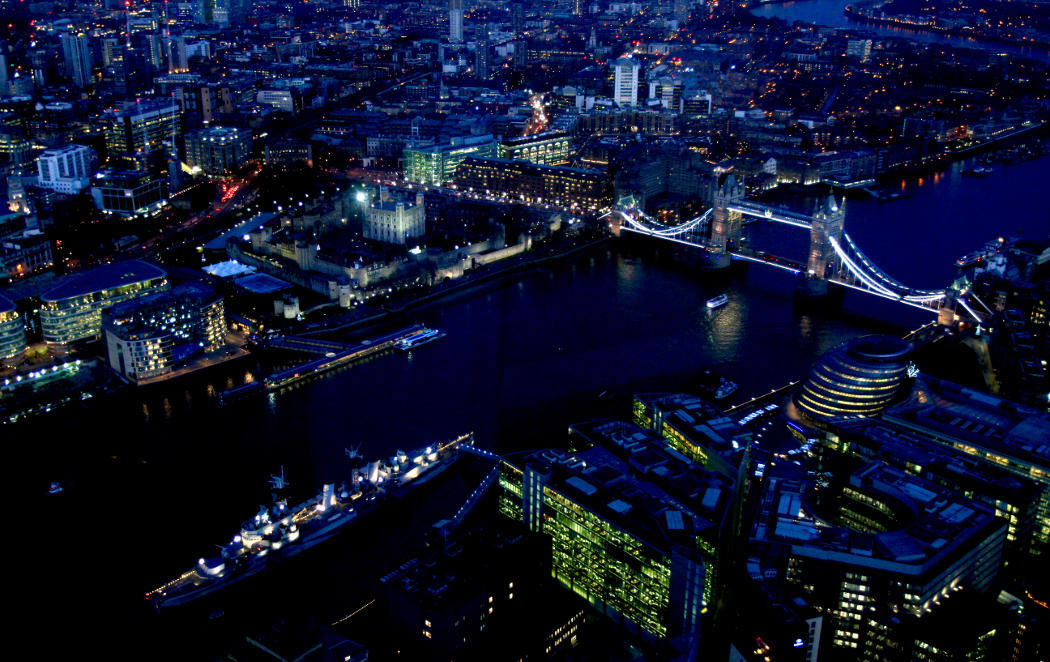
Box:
795;335;911;421
39;261;168;346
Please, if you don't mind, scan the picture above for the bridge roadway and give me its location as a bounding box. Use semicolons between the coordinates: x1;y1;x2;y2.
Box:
727;201;816;229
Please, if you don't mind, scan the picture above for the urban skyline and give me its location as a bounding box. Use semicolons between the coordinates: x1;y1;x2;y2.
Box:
0;1;1047;660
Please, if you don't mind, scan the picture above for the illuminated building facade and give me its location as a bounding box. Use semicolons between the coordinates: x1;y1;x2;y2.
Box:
102;99;181;160
364;191;426;245
91;169;169;218
39;260;169;348
752;462;1007;660
882;376;1050;557
37;144;97;194
794;335;912;421
454;158;612;211
403;135;497;186
185;126;253;175
497;132;571;166
499;420;732;650
633;392;749;476
0;292;25;365
103;282;226;380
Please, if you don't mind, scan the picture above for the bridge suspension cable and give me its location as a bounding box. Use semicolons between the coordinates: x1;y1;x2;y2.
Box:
840;232;944;297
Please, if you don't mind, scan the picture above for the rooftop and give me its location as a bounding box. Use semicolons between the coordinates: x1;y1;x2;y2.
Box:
0;291;14;314
751;462;1003;576
883;376;1050;469
41;260;167;303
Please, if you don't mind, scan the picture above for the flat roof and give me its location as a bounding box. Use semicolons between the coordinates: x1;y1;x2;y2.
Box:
204;212;277;251
233;272;293;294
41;260;167;302
0;291;14;313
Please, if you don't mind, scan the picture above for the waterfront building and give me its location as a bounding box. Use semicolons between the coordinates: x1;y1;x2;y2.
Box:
91;169;169;218
613;58;640;109
364;191;425;245
499;419;733;651
403;135;497;186
102;99;181;161
882;376;1050;557
37;145;98;194
0;292;26;366
185;126;253;175
103;283;226;380
454;158;612;211
794;335;912;422
39;260;169;348
751;462;1007;659
497;131;570;166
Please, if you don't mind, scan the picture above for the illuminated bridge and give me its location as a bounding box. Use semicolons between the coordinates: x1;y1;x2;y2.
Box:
605;176;986;323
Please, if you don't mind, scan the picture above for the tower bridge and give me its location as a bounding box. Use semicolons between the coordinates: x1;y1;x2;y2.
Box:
606;176;983;324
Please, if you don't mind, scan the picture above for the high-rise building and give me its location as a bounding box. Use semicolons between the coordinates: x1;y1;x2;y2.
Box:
59;32;93;88
613;57;640;108
511;2;525;35
475;24;491;79
102;99;181;161
39;260;169;347
37;145;98;194
449;0;464;43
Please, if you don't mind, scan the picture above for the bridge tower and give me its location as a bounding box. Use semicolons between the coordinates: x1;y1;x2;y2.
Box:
708;175;745;269
800;194;845;297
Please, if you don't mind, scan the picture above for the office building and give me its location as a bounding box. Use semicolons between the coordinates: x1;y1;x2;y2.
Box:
364;190;426;245
794;335;912;422
403;134;497;186
882;376;1050;557
497;131;571;166
37;145;98;194
633;392;750;476
91;169;169;218
454;158;613;211
449;0;464;43
613;58;640;109
102;99;181;160
751;461;1007;659
103;282;226;380
59;32;93;88
185;126;253;175
39;260;169;347
0;292;26;366
499;418;733;651
824;417;1044;560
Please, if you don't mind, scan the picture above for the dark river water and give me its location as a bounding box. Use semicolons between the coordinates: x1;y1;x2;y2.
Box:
750;0;1050;62
21;151;1050;654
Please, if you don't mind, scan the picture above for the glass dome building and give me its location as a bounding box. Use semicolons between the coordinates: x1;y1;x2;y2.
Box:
795;335;912;421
